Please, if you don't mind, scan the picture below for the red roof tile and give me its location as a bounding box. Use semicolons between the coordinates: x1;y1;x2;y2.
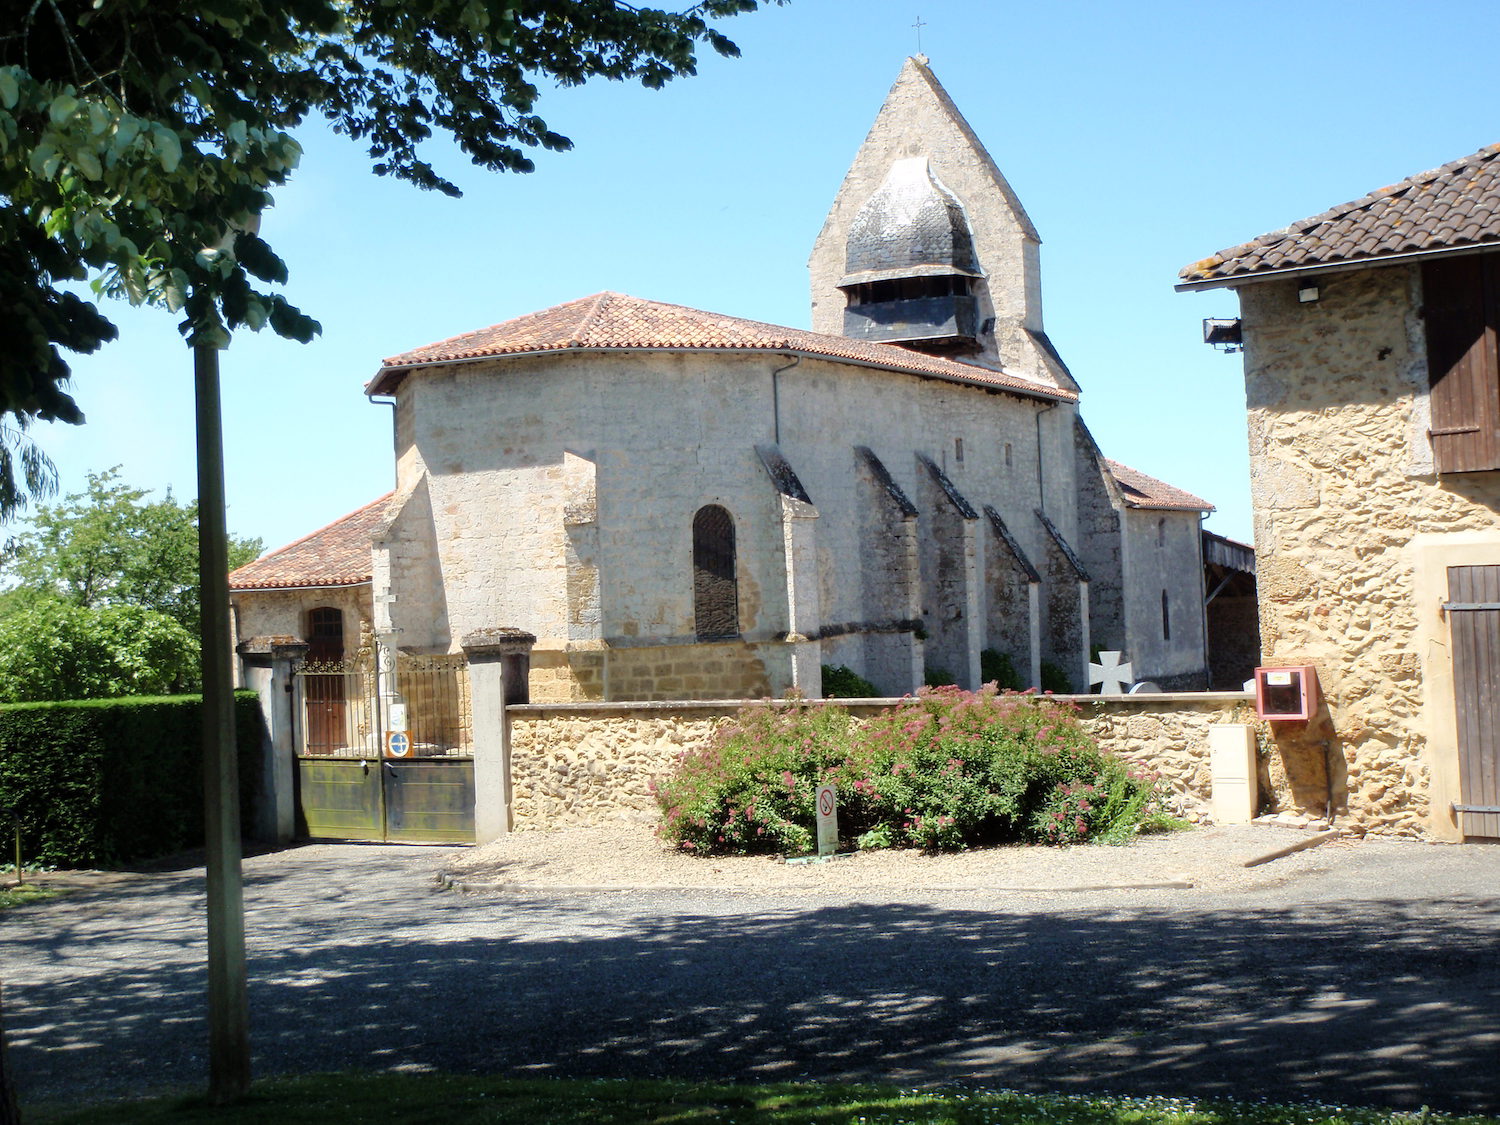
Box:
1105;460;1212;512
1179;143;1500;287
367;292;1076;402
229;494;392;591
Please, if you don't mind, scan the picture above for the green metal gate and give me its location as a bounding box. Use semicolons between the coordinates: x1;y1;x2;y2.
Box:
294;656;475;844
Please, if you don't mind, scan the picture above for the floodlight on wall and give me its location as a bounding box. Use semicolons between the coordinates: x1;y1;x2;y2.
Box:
1297;278;1322;303
1203;317;1243;353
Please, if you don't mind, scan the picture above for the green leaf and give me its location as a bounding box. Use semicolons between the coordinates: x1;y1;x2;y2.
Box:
48;93;79;125
0;69;19;110
113;115;140;152
27;140;57;178
73;147;102;181
152;126;182;173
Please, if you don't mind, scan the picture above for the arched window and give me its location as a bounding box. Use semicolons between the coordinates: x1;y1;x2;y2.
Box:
693;505;739;640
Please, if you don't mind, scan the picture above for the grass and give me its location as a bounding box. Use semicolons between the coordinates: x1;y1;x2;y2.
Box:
0;881;61;910
26;1074;1498;1125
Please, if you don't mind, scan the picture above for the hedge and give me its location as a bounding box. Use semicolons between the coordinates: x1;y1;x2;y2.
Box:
0;691;266;867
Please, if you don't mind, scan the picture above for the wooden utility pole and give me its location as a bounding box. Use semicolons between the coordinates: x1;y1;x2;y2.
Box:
195;342;250;1102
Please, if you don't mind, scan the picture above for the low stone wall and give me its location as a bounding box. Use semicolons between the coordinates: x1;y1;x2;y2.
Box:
506;692;1262;831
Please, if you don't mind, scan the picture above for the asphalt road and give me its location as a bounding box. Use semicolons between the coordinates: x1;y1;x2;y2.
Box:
4;841;1500;1115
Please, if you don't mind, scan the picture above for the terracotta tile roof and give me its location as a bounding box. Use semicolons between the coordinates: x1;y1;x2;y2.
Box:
368;292;1076;402
228;494;392;591
1179;143;1500;288
1105;460;1212;512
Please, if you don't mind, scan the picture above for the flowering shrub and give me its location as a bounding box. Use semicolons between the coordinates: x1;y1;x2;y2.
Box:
654;686;1165;855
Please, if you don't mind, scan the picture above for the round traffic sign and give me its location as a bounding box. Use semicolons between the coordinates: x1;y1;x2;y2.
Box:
385;730;412;758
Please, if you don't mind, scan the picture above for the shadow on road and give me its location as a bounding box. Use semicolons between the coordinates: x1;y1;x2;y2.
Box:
7;883;1500;1114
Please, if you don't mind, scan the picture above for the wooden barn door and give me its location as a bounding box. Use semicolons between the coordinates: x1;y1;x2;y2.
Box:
1447;565;1500;838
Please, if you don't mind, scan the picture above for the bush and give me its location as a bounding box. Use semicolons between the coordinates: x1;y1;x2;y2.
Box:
655;687;1163;855
922;665;956;688
1039;659;1074;694
0;692;266;867
980;649;1024;690
820;665;879;698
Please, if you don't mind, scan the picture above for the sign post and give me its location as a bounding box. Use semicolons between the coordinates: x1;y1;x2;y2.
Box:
816;784;838;857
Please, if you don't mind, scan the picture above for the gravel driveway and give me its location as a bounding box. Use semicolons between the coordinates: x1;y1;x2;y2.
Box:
4;826;1499;1116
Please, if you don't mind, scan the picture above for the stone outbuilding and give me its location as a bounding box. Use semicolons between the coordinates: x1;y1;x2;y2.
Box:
1179;141;1500;840
231;57;1223;705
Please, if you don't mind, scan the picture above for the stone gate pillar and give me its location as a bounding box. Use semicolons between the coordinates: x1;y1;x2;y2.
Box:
236;637;309;843
462;628;536;843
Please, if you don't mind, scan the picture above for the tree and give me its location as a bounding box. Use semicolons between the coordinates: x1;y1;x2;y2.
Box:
0;467;261;635
0;0;780;476
0;417;57;524
0;600;199;702
0;468;259;701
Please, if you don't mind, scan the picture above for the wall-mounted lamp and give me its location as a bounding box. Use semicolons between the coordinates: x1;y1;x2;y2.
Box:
1202;317;1243;353
1297;278;1322;303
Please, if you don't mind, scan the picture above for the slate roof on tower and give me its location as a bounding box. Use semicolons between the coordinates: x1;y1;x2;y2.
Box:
229;493;392;591
367;292;1076;402
1178;143;1500;288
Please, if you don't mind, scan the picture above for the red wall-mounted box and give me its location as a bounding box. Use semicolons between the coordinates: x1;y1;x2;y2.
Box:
1253;665;1320;722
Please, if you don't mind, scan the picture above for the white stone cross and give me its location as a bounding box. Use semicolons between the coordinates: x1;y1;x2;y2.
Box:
1089;650;1133;695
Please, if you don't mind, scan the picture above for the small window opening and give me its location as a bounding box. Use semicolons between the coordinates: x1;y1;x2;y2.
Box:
307;607;344;665
693;505;739;640
1156;518;1167;548
1161;590;1171;642
1004;442;1013;468
954;437;964;463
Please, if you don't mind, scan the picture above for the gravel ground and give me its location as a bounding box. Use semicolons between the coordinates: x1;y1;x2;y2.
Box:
440;820;1357;895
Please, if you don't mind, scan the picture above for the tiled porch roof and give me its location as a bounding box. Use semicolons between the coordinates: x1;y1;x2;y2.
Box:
228;494;392;591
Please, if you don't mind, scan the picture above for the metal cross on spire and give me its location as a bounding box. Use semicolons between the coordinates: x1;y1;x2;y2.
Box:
913;15;927;54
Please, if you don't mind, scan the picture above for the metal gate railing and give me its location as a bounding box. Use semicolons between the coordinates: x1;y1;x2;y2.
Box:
396;653;473;758
295;655;473;759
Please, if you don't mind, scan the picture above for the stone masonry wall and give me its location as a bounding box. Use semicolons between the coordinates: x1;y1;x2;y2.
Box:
525;640;774;704
507;693;1260;830
1239;265;1500;838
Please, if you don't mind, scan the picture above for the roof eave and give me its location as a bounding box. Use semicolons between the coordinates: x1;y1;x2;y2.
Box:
368;345;1077;404
1123;500;1215;513
1176;240;1500;292
230;578;371;595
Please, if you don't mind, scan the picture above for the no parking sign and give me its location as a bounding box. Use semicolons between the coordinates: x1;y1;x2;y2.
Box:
385;730;412;758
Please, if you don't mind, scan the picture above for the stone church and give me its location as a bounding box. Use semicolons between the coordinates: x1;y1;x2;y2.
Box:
230;57;1216;701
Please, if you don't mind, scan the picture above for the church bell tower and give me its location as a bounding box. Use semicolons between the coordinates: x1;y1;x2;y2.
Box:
810;56;1076;394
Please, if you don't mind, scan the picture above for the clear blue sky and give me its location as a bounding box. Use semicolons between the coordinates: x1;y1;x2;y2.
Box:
28;0;1500;552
